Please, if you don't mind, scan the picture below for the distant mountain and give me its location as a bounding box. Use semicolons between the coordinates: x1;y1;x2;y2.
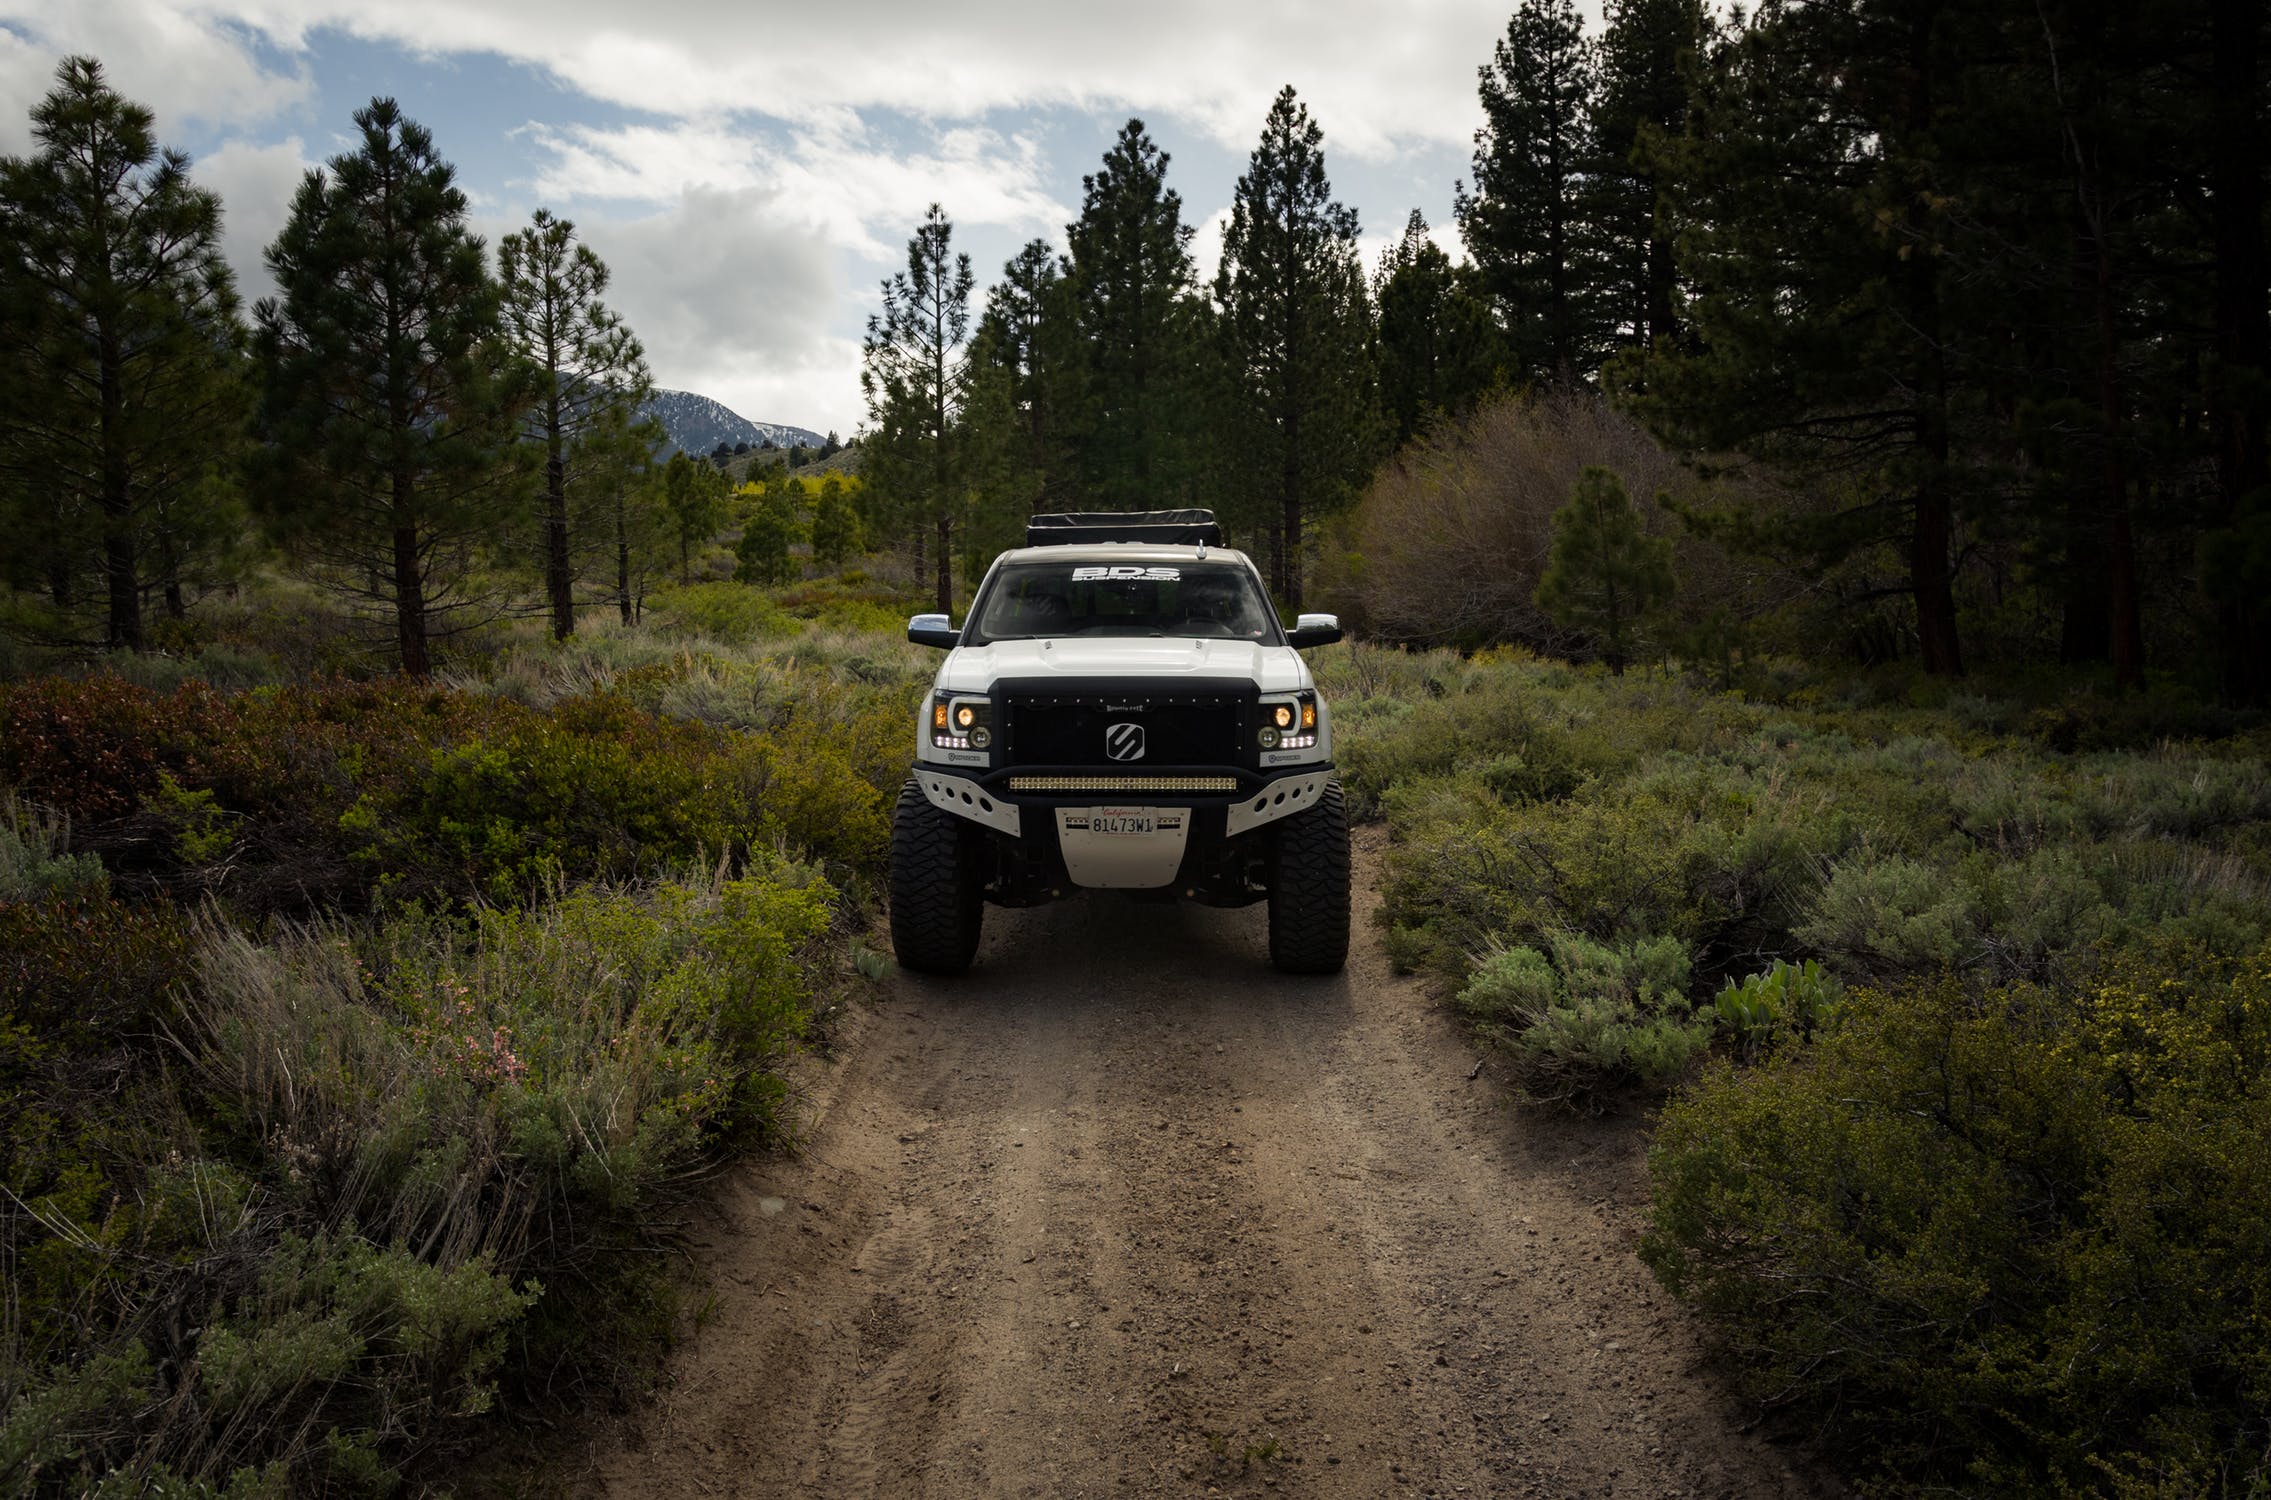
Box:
640;389;826;456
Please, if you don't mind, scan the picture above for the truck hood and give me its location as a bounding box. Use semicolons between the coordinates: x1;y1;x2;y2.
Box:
935;637;1313;695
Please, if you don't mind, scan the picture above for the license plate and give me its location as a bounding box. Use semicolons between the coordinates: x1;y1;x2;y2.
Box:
1090;807;1156;835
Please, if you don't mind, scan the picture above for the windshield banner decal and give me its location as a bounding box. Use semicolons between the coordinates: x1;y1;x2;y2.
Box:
1072;566;1181;582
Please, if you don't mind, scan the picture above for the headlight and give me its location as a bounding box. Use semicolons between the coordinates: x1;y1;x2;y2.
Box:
930;694;992;751
1258;693;1320;752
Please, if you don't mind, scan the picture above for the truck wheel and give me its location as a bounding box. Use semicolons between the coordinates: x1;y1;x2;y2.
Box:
890;778;984;975
1268;780;1350;975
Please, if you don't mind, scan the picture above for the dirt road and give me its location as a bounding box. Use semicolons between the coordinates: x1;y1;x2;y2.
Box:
584;836;1833;1499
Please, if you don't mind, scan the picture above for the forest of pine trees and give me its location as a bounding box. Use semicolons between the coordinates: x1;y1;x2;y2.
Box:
5;0;2268;697
859;0;2268;700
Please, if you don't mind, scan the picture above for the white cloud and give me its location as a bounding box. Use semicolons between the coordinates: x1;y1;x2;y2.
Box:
22;0;1519;159
523;115;1066;262
521;120;765;203
576;186;860;431
1191;205;1234;291
0;1;310;140
195;136;314;302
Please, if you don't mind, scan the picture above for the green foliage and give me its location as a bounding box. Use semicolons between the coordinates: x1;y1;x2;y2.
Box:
1459;931;1711;1105
733;485;804;586
1585;0;1710;357
0;797;107;902
648;580;795;644
807;476;862;570
660;450;730;585
0;863;835;1495
1710;958;1841;1057
0;890;192;1044
1372;210;1503;446
1645;952;2271;1494
1534;465;1676;673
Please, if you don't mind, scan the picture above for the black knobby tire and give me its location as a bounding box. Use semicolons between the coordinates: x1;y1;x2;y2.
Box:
1268;779;1350;974
889;777;985;975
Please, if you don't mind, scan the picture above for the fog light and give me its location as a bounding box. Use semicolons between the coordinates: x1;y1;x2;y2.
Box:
970;726;992;749
1258;726;1280;749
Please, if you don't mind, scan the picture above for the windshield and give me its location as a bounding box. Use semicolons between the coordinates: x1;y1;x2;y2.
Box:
968;561;1279;643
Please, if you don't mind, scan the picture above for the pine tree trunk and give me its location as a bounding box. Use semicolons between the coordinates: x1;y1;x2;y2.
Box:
1646;232;1677;352
935;513;952;614
2212;0;2269;702
1283;392;1304;613
2094;235;2143;689
2058;485;2111;664
616;495;634;626
546;412;574;639
99;332;141;652
393;472;429;678
1904;10;1962;678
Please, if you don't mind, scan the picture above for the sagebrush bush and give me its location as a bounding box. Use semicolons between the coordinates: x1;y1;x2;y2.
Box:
1458;932;1712;1106
1645;949;2271;1494
0;797;106;902
1;863;834;1495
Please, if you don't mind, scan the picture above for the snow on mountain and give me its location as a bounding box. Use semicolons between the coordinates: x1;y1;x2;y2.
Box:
640;389;826;456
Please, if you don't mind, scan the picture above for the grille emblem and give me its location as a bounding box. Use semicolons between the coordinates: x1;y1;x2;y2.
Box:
1105;722;1146;761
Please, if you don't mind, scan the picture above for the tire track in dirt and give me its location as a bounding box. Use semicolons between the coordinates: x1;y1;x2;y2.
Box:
581;833;1836;1498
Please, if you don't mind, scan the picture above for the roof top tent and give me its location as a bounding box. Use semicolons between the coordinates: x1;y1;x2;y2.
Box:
1025;510;1223;547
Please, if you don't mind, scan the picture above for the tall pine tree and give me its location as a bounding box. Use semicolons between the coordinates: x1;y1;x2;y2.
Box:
971;238;1081;513
1213;87;1380;608
1374;210;1503;447
1065;120;1207;507
1628;0;2010;677
499;207;653;641
1457;0;1605;384
861;203;974;612
0;57;248;649
1588;0;1711;358
254;99;533;676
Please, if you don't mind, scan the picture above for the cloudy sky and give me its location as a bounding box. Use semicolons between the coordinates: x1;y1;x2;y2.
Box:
1;1;1553;436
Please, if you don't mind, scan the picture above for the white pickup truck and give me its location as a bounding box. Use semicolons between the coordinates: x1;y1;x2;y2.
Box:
891;510;1349;976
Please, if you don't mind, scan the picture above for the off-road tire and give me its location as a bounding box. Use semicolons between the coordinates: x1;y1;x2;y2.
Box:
890;777;985;975
1268;779;1350;975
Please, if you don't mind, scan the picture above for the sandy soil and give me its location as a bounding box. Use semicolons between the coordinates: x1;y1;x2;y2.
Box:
579;833;1836;1499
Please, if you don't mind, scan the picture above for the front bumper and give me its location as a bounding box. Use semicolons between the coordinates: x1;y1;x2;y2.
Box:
913;763;1333;837
910;763;1335;892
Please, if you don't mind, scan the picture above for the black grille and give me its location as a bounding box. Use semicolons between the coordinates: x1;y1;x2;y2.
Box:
1002;692;1244;767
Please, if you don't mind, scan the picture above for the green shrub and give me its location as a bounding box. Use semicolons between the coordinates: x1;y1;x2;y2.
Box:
1711;958;1842;1058
1796;852;1985;975
2;862;837;1496
1644;950;2271;1494
1458;931;1712;1106
0;891;192;1045
0;797;107;902
1380;758;1845;982
646;581;795;644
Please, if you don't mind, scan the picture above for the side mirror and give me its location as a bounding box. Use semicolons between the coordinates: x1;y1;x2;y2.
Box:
1288;612;1342;649
908;613;960;649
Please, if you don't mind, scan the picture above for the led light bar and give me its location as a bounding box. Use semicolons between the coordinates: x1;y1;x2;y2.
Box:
1008;775;1240;793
